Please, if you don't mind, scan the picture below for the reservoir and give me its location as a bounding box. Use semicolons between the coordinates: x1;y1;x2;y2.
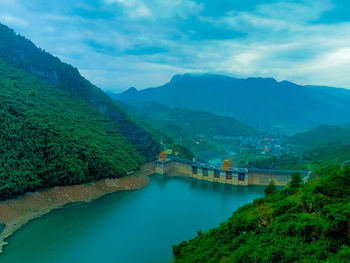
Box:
0;174;265;263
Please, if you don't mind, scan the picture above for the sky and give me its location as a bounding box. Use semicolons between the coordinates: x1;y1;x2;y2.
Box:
1;0;350;91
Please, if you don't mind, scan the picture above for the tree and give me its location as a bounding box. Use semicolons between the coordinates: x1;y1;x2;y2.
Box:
290;172;302;188
265;180;277;195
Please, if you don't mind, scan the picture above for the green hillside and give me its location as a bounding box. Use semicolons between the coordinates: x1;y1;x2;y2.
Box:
173;126;350;262
173;164;350;262
110;100;260;157
0;23;162;200
289;125;350;149
0;59;143;200
0;23;160;160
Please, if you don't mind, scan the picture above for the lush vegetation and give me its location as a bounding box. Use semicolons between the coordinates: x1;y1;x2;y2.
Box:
0;59;143;200
114;101;195;160
246;141;350;171
173;164;350;262
289;125;350;149
0;22;165;201
0;23;160;160
173;118;350;262
112;100;259;157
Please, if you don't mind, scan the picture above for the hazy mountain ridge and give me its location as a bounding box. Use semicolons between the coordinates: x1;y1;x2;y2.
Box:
108;99;261;156
108;100;260;137
114;74;350;133
306;85;350;104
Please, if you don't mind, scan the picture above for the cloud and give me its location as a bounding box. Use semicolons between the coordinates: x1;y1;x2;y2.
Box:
1;0;350;91
0;13;28;28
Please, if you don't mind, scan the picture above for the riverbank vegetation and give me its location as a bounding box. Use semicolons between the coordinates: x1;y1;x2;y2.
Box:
173;164;350;262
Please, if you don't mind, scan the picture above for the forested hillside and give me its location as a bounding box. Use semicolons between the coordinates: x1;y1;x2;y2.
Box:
173;122;350;262
109;100;260;156
0;23;160;160
173;164;350;262
0;23;162;200
289;125;350;149
0;59;144;200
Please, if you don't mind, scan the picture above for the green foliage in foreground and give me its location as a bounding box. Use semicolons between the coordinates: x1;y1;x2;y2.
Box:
173;165;350;262
264;180;277;196
0;60;142;200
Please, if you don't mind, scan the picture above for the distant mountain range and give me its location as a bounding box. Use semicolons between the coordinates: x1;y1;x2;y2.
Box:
113;74;350;133
114;100;259;137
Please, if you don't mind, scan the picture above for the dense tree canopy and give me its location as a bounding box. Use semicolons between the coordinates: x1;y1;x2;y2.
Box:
0;22;161;161
0;59;143;200
173;165;350;262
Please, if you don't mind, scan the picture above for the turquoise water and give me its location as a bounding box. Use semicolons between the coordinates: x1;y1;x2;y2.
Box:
0;174;265;263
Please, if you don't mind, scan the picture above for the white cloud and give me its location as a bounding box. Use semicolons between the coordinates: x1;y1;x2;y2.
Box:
0;14;27;27
1;0;350;90
104;0;202;20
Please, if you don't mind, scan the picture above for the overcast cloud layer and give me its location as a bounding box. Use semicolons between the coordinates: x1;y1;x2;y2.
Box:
1;0;350;91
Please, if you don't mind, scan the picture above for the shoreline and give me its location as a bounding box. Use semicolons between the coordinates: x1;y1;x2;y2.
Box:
0;162;154;254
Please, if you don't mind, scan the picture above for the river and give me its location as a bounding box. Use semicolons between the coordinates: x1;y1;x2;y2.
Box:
0;174;265;263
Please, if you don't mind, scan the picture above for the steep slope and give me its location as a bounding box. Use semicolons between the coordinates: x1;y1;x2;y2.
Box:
109;99;260;156
0;23;160;160
114;74;350;132
112;101;196;159
173;165;350;262
110;101;258;137
0;59;142;200
289;125;350;149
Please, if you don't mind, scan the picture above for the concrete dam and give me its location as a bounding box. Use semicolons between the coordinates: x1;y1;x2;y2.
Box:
154;158;311;186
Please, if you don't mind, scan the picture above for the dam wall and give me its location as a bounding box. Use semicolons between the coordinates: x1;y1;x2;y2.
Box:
155;158;311;186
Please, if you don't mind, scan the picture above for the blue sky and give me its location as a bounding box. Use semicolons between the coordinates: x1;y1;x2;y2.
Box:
1;0;350;91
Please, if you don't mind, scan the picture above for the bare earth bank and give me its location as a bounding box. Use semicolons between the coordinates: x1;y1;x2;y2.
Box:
0;162;155;254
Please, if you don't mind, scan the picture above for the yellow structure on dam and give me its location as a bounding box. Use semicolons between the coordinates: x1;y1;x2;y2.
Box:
154;158;311;186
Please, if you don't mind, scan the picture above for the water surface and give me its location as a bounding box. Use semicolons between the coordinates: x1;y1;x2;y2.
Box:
0;174;265;263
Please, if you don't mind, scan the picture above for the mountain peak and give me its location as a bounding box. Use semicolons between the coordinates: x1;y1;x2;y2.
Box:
123;87;138;93
170;73;194;83
116;73;350;130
